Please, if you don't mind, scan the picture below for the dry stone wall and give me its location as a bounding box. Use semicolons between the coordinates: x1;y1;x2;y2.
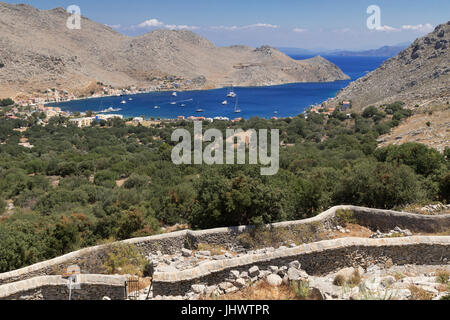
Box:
0;206;449;286
0;275;126;300
151;236;450;296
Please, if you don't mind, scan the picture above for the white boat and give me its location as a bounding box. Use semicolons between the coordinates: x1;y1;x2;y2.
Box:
171;102;177;105
172;92;178;97
180;104;186;107
196;109;204;113
154;106;160;109
234;96;241;113
222;100;228;105
120;100;127;104
227;86;237;98
129;98;133;101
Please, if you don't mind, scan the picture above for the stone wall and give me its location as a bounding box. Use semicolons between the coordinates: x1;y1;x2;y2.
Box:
1;206;449;286
0;275;126;300
151;236;450;297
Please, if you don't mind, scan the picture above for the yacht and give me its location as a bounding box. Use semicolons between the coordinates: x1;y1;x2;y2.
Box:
171;102;177;105
120;100;127;104
128;98;133;101
196;109;204;113
172;92;178;97
222;100;228;105
234;96;241;114
227;86;237;98
154;106;160;109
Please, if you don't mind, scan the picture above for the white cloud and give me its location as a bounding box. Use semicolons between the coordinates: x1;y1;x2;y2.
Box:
243;23;280;29
401;23;434;33
293;28;307;33
138;19;164;28
135;18;198;30
210;23;279;31
165;24;199;30
333;28;351;33
210;25;239;31
106;24;121;29
375;25;400;32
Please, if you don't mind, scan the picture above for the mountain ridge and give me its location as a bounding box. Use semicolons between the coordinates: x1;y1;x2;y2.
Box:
0;2;349;99
324;21;450;111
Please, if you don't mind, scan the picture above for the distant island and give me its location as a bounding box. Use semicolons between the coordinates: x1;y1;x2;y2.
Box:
278;44;410;58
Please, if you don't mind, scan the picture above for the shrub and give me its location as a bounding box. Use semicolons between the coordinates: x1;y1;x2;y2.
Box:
409;285;433;300
333;274;345;286
436;271;449;285
102;243;147;276
348;270;362;287
336;209;357;226
0;198;5;215
291;280;310;299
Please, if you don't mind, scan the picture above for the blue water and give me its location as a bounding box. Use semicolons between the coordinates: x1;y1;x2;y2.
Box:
49;56;387;120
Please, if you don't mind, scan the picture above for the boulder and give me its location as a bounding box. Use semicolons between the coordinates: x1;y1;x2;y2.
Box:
191;284;206;294
229;270;240;279
266;274;283;287
219;282;234;291
289;260;301;269
269;266;279;273
249;266;260;277
181;248;192;257
287;268;309;281
234;278;247;288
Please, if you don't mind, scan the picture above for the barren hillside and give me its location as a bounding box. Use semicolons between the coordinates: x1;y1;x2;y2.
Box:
0;2;349;98
325;22;450;111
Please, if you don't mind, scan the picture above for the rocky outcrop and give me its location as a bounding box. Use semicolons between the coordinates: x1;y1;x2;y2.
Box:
325;21;450;110
0;3;349;98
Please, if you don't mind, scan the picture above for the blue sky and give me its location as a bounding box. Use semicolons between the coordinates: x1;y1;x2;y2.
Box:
5;0;450;50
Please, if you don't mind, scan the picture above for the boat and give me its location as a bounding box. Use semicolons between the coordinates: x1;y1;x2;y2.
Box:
99;107;122;113
171;102;177;105
128;98;133;101
180;104;186;107
227;86;237;98
120;100;127;104
222;100;228;105
172;92;178;97
234;96;241;113
196;109;204;113
154;106;160;109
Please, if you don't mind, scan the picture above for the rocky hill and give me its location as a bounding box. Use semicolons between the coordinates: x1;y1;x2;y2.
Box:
0;2;349;99
325;22;450;111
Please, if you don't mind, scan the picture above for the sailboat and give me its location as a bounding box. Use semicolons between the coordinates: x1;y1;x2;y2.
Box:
227;86;236;98
234;96;241;114
172;92;178;97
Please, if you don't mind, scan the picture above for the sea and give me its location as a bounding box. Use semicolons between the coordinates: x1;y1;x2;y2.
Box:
49;56;387;120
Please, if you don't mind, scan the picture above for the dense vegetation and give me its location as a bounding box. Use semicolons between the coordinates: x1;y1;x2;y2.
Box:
0;102;448;272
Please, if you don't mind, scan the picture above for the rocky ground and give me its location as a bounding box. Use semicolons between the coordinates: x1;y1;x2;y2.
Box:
378;106;450;153
126;225;448;301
